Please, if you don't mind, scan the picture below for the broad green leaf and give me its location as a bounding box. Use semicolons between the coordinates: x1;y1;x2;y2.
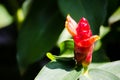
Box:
0;4;13;28
58;0;107;34
98;60;120;78
89;60;120;78
79;69;120;80
35;61;82;80
17;0;64;73
35;60;120;80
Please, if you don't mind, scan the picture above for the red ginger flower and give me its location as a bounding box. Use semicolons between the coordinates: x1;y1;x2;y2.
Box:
65;15;100;67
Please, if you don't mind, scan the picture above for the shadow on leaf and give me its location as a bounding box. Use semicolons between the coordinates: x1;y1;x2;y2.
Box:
46;60;82;72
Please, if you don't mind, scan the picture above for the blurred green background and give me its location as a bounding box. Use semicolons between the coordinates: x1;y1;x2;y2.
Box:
0;0;120;80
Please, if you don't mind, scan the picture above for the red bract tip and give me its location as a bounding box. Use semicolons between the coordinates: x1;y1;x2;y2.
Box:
65;15;100;67
76;17;92;40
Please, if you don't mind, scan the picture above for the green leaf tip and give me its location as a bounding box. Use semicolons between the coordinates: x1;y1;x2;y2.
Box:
46;52;56;61
17;8;24;23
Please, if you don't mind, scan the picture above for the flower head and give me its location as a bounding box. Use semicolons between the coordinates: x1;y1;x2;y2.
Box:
65;15;100;67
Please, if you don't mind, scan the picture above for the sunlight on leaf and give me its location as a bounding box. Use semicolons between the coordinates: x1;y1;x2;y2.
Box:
22;0;32;18
57;28;71;45
46;52;56;61
94;25;110;51
86;69;120;80
99;25;110;38
35;60;120;80
79;68;120;80
109;7;120;25
94;40;102;51
98;60;120;78
90;61;120;78
17;8;24;29
0;4;13;28
59;39;74;57
35;61;82;80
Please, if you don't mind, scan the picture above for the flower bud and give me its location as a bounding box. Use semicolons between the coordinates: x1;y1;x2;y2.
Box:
65;15;100;68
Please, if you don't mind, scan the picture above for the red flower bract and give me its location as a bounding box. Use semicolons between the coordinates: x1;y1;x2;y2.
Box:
65;15;100;67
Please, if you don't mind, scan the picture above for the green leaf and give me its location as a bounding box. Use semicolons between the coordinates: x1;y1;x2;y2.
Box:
17;0;64;73
1;0;19;15
57;28;72;44
58;0;107;34
104;0;120;26
58;39;109;62
59;39;74;57
89;60;120;78
46;52;56;61
98;60;120;78
22;0;32;18
80;69;120;80
35;60;120;80
0;4;13;28
92;48;110;62
109;7;120;25
35;61;82;80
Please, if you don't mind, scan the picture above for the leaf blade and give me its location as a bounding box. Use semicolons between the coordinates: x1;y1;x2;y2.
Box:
17;0;64;73
35;61;82;80
58;0;107;34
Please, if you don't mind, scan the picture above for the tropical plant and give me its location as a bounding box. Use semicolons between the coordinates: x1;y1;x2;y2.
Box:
0;0;120;80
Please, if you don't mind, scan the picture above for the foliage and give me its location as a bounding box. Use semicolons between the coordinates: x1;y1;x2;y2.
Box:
0;0;120;80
